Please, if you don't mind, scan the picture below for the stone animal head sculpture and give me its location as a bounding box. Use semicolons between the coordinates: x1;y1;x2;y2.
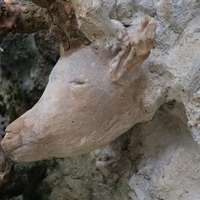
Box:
1;13;156;162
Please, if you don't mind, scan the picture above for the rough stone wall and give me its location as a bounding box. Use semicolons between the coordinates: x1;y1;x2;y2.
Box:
1;0;200;199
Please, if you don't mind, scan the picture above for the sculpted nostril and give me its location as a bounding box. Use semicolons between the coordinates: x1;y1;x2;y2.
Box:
1;132;22;152
1;118;24;153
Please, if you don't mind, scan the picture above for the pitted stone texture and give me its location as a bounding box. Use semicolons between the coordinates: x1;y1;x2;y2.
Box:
128;107;200;200
165;17;200;143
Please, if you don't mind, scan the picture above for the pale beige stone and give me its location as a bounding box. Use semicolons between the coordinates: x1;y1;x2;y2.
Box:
1;16;156;162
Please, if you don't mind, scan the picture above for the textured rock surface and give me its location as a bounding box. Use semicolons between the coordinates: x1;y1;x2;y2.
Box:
0;0;200;199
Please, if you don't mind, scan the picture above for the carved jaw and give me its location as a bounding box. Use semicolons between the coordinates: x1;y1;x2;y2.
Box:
2;107;44;161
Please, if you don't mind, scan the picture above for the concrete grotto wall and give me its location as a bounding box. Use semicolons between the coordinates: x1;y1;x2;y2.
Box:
1;0;200;199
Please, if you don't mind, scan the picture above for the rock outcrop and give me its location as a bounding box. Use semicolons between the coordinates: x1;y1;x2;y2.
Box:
0;0;200;199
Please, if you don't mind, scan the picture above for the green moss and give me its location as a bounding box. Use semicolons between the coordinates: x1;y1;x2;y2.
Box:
0;95;3;102
8;104;18;123
0;103;6;115
13;92;20;101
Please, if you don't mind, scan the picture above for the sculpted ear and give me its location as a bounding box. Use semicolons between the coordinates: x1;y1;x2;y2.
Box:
109;16;156;86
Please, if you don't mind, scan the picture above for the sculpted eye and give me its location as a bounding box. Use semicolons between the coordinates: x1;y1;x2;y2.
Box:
69;79;88;86
71;80;85;85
